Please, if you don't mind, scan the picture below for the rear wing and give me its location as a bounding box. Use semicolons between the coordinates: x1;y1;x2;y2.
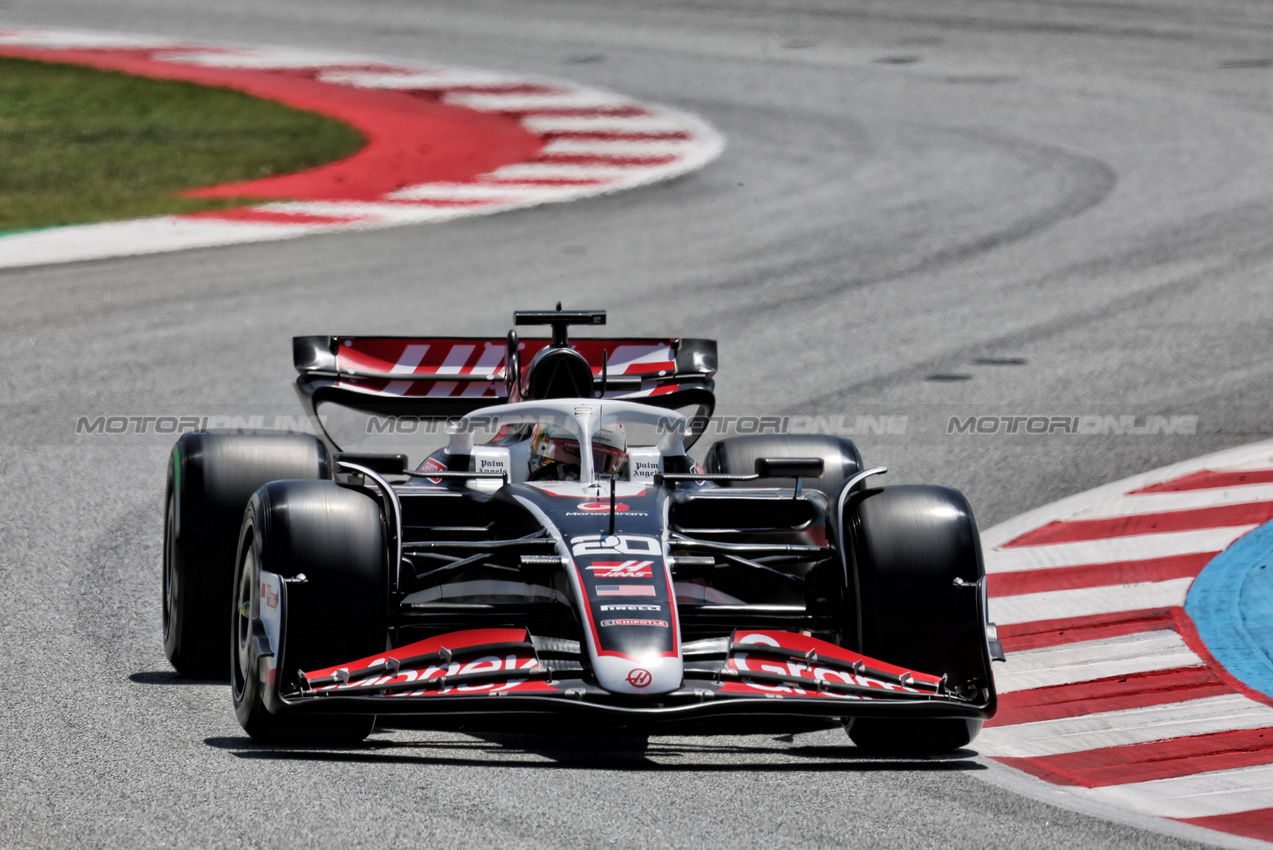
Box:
293;335;717;450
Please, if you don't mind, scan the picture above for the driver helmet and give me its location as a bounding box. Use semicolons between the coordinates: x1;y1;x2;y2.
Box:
528;423;627;479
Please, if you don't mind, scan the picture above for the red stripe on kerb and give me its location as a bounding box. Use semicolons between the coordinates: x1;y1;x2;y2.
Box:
987;666;1227;728
995;728;1273;788
1130;468;1273;493
1003;501;1273;547
988;552;1214;597
998;609;1176;652
184;208;363;226
0;45;544;202
1176;808;1273;843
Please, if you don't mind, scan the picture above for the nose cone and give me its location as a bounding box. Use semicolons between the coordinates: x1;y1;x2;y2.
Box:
593;654;682;695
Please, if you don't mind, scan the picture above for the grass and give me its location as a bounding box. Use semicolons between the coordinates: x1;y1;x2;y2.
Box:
0;55;366;232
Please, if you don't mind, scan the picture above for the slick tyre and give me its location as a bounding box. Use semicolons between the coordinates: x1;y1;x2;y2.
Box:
704;434;862;498
163;432;329;678
232;479;387;744
841;485;995;753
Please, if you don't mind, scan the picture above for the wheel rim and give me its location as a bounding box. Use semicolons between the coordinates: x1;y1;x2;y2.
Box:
232;547;255;702
162;493;176;641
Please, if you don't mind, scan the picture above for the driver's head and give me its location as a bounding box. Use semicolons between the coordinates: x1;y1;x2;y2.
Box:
528;423;627;480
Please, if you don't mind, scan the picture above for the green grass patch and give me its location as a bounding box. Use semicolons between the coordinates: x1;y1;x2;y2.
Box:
0;55;365;231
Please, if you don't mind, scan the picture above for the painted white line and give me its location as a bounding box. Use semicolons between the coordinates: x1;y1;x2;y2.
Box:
978;694;1273;758
984;526;1253;573
1079;763;1273;819
0;30;181;49
1068;485;1273;520
0;216;313;266
990;577;1195;624
443;91;636;112
994;631;1203;695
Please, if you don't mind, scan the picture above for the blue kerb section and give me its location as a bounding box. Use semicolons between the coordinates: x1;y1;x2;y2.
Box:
1185;520;1273;699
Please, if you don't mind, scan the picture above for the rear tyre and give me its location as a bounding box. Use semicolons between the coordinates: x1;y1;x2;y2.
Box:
163;432;329;678
704;434;862;498
842;485;994;753
232;479;387;744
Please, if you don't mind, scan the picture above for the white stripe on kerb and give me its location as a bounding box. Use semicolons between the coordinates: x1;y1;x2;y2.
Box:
1078;763;1273;819
984;526;1253;573
542;139;696;157
319;70;524;89
989;577;1194;625
993;630;1203;695
483;163;634;182
388;183;559;202
444;92;634;112
256;202;478;224
160;48;371;69
1067;484;1273;519
522;115;691;134
977;694;1273;758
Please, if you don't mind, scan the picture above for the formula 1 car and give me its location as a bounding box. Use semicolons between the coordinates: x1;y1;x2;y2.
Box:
163;308;1002;751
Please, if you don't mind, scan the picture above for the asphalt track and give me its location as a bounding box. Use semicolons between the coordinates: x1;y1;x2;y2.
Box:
3;2;1273;848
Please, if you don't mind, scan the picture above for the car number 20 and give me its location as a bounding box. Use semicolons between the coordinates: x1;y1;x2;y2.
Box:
571;534;661;557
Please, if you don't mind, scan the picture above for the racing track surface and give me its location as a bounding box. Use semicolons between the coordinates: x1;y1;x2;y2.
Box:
3;2;1273;848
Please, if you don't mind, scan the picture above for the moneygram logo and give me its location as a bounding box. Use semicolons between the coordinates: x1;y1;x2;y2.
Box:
576;501;630;512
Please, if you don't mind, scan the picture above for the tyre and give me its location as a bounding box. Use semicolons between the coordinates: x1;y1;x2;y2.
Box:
704;434;862;498
232;479;387;744
841;485;995;753
163;431;329;678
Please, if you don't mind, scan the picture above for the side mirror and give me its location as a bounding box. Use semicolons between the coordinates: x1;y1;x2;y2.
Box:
333;452;408;475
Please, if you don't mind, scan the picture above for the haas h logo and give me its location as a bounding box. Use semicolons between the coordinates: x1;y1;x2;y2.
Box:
626;668;652;688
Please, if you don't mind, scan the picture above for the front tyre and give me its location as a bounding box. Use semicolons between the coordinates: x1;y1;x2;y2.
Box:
842;485;996;753
232;479;387;744
163;432;329;678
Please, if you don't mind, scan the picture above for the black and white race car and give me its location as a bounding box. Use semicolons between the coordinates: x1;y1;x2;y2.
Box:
163;308;1003;751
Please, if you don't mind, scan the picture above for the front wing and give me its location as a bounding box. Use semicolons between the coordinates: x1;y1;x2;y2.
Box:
269;628;992;723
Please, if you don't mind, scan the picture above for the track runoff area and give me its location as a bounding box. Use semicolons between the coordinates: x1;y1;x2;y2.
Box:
8;24;1273;848
0;27;722;269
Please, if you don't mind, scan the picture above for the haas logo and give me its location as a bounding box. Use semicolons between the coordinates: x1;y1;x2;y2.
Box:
626;668;653;688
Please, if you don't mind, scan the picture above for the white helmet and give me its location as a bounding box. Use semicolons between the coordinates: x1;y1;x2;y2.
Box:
528;423;627;480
